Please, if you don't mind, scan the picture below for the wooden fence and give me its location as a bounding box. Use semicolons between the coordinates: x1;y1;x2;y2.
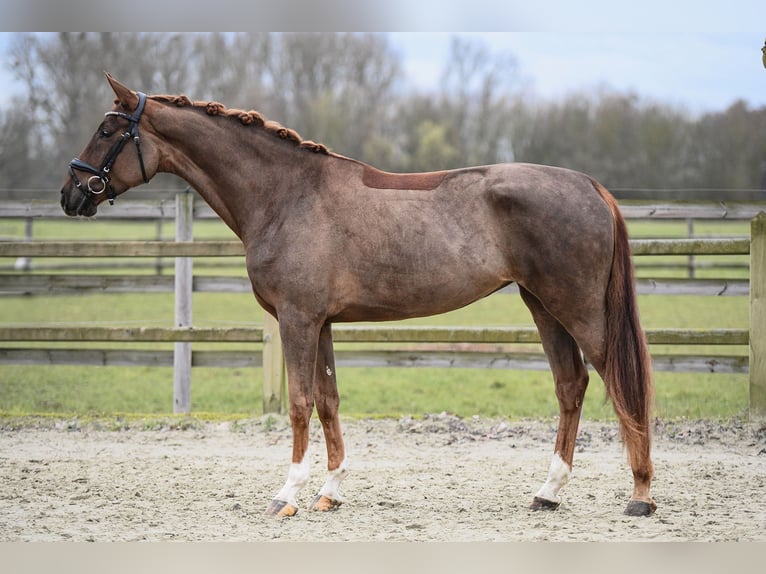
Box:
1;189;765;417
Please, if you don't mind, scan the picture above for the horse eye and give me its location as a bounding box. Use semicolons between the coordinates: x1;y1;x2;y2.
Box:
100;129;112;138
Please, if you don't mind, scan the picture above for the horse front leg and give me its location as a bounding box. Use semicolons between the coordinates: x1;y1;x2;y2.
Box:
264;312;321;518
309;323;349;512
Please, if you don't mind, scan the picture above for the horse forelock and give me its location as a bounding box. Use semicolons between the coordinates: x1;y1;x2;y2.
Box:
148;94;330;155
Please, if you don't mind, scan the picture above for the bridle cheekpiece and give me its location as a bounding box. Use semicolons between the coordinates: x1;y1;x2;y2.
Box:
68;91;150;208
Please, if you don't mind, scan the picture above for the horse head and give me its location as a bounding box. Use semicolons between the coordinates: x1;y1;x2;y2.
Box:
60;73;160;216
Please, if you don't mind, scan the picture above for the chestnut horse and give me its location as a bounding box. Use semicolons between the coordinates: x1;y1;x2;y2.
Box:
61;74;656;517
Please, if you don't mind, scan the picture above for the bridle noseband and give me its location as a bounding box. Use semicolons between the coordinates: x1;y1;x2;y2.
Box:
68;91;150;209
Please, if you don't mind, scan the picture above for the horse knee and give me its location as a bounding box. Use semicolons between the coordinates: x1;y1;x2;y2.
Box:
288;395;314;425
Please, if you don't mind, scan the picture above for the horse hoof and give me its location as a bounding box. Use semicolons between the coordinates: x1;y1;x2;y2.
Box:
264;499;298;518
310;494;343;512
530;496;560;511
624;499;657;516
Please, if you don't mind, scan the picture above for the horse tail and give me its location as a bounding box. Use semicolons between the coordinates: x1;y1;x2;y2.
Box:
590;178;654;472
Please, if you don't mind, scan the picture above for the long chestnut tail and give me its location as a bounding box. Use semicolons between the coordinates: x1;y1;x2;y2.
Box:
591;178;654;470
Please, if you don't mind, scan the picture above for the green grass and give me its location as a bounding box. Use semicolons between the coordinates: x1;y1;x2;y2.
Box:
0;364;261;415
0;217;753;421
0;362;749;421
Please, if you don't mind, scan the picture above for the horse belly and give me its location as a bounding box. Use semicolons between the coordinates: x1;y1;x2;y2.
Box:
329;250;507;322
327;197;512;321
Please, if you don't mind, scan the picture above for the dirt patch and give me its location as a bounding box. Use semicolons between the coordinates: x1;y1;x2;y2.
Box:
1;414;764;541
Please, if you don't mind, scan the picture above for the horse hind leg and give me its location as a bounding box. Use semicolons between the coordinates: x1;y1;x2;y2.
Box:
575;333;656;517
519;287;590;511
309;323;349;512
528;289;656;517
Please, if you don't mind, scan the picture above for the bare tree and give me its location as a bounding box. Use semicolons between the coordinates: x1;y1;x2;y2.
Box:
264;33;401;158
0;103;35;195
691;101;766;190
439;36;520;167
189;32;272;107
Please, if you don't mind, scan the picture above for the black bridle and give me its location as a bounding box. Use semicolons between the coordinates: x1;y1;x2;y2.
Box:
68;91;150;210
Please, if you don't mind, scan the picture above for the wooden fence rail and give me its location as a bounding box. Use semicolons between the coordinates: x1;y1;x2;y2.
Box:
2;194;765;417
3;199;766;220
0;237;752;258
0;324;750;345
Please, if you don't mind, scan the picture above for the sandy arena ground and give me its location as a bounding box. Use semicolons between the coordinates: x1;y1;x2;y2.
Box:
1;414;764;542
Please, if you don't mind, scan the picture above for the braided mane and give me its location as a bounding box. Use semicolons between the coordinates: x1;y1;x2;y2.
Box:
149;94;330;154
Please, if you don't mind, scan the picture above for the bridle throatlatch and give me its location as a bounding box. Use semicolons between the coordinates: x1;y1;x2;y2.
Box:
68;91;150;209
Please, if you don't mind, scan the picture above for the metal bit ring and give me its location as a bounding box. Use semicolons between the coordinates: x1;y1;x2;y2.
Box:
87;175;107;194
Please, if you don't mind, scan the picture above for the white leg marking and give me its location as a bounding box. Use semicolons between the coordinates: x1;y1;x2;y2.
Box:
535;453;571;504
317;458;349;502
274;449;311;508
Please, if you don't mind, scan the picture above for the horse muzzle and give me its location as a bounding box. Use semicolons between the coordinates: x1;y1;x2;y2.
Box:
60;183;99;217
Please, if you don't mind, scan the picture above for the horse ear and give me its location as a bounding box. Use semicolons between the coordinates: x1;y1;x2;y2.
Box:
104;72;139;111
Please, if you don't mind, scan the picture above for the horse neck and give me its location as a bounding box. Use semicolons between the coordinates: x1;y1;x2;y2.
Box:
154;108;317;242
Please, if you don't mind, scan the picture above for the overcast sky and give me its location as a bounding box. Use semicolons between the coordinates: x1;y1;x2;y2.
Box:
0;1;764;116
388;31;766;115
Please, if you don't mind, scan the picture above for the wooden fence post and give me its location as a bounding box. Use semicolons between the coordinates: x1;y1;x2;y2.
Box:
155;216;164;276
13;217;33;271
173;188;194;413
750;212;766;419
262;312;286;414
686;218;695;279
